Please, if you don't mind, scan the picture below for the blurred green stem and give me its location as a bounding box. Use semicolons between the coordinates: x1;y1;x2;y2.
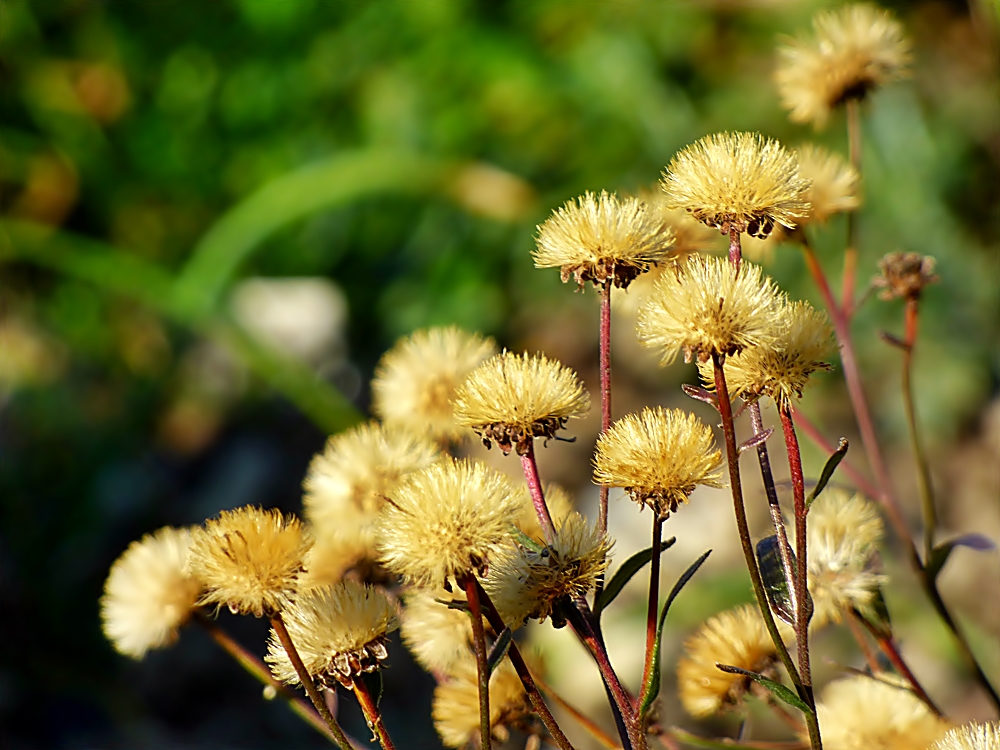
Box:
639;515;663;700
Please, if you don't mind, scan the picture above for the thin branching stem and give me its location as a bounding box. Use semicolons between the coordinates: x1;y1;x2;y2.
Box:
464;576;493;750
352;678;397;750
841;608;881;674
532;672;622;750
598;277;613;539
640;515;664;698
520;441;557;546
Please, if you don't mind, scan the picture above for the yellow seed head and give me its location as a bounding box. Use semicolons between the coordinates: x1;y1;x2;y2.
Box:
776;4;911;128
796;144;862;224
660;132;810;238
400;589;476;674
930;723;1000;750
594;407;724;518
372;326;497;443
453;350;590;455
100;526;202;659
677;605;779;718
188;507;310;618
433;659;530;749
377;457;521;589
533;190;675;289
265;580;398;688
637;255;785;365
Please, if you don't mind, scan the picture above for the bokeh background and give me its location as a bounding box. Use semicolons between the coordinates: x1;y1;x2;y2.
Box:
1;0;997;748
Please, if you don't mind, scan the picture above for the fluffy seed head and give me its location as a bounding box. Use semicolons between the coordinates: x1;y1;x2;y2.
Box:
660;132;810;238
433;659;530;748
453;350;590;455
188;507;310;617
637;255;785;365
776;4;911;128
100;526;201;659
699;299;834;410
372;327;497;443
874;252;938;301
677;605;779;718
485;512;612;629
930;723;1000;750
401;589;476;674
796;144;862;224
815;674;950;750
377;458;521;589
533;190;675;289
266;581;398;688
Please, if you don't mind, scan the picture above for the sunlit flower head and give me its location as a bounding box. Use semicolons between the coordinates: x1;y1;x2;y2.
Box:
266;580;398;688
776;4;911;128
401;589;476;674
795;144;861;225
372;327;497;443
678;605;779;718
453;350;590;455
433;659;531;749
188;507;310;618
637;255;785;365
100;526;201;659
533;190;675;289
815;674;949;750
873;252;938;301
377;458;521;589
515;482;574;546
661;132;810;239
930;723;1000;750
594;407;724;518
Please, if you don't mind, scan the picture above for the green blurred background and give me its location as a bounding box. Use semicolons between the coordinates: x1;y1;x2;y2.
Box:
1;1;997;748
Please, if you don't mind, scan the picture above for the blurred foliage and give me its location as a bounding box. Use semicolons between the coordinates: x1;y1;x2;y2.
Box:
1;1;997;748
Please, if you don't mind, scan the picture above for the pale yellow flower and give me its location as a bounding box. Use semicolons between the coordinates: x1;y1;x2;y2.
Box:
796;144;861;224
930;723;1000;750
400;589;476;675
433;659;530;748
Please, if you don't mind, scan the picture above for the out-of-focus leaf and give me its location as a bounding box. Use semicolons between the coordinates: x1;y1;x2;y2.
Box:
593;537;676;617
926;533;996;584
509;525;545;554
487;628;512;676
714;664;810;713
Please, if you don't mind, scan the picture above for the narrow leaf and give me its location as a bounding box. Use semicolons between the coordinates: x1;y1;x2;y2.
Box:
714;664;811;713
738;428;773;455
879;330;910;350
755;536;796;626
509;524;545;554
638;549;712;719
926;533;996;584
806;438;849;510
487;628;513;676
593;537;676;616
681;384;718;409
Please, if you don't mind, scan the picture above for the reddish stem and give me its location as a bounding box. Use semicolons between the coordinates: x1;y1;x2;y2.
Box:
599;277;612;538
352;678;397;750
520;441;556;546
464;576;492;750
842;98;861;318
728;225;742;268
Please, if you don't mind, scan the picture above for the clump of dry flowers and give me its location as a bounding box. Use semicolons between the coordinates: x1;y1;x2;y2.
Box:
100;5;997;750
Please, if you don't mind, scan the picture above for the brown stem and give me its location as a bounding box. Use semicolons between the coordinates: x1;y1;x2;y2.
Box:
464;576;492;750
640;515;663;699
842;608;881;674
532;672;621;750
728;225;742;268
473;580;577;750
788;405;881;502
842;98;861;318
270;614;353;750
352;678;397;750
598;277;612;539
520;441;556;546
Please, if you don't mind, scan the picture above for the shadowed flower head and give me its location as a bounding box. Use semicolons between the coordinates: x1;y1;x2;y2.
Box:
776;4;911;128
815;674;949;750
485;511;612;629
533;190;675;289
930;723;1000;750
453;350;590;455
372;327;497;443
401;589;477;674
594;406;724;517
266;580;398;688
188;507;310;617
377;457;521;589
796;144;861;224
661;132;810;239
100;526;201;659
433;659;531;749
698;299;834;410
873;252;938;301
677;605;779;718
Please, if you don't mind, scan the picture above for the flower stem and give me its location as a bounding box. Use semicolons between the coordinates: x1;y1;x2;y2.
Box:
464;576;493;750
639;515;664;699
520;440;556;546
728;225;742;267
842;98;862;318
532;672;621;750
598;277;613;539
352;677;396;750
270;613;354;750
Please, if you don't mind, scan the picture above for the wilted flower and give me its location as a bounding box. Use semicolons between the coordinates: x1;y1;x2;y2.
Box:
188;507;310;618
533;190;675;289
873;252;938;301
433;659;532;749
100;526;201;659
796;144;861;224
372;327;497;443
453;350;590;455
266;580;398;688
401;589;476;674
930;723;1000;750
661;132;810;239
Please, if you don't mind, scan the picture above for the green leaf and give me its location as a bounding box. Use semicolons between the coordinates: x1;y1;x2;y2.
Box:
806;438;849;511
637;549;711;720
593;537;676;617
755;536;797;626
487;628;513;676
509;525;545;554
926;534;996;584
714;664;811;713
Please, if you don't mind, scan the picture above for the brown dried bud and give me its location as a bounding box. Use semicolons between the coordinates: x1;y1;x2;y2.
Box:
873;252;938;301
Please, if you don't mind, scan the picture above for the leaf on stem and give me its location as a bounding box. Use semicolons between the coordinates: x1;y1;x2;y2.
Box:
755;535;797;626
487;628;513;676
805;437;848;511
593;537;676;617
682;384;719;410
714;664;811;713
509;524;546;554
738;428;773;455
925;533;996;584
878;330;910;350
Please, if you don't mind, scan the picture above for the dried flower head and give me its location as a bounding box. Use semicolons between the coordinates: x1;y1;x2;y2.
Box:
515;483;574;546
533;190;675;289
377;458;521;589
660;132;810;239
485;512;612;629
874;252;938;301
805;488;886;628
188;507;310;617
433;659;531;748
699;299;834;410
815;674;950;750
930;723;1000;750
372;327;497;442
796;144;861;224
777;4;911;128
453;350;590;455
100;526;201;659
401;589;476;674
677;605;779;718
594;407;724;517
637;255;785;364
266;580;398;688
